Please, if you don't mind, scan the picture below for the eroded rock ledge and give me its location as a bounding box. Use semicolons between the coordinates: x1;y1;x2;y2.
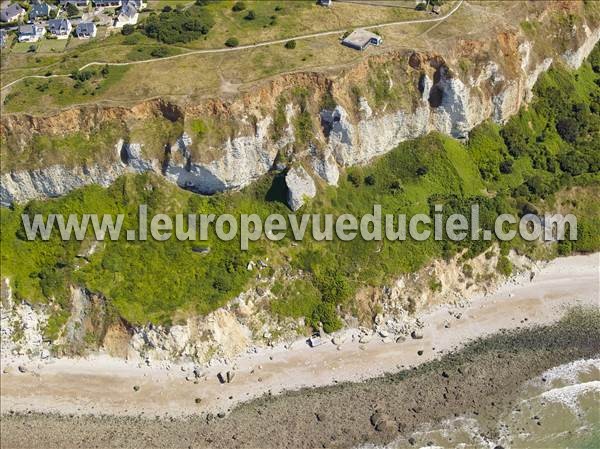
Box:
1;10;599;206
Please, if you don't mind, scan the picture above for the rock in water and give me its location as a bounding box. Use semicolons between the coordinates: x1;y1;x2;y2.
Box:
285;166;317;211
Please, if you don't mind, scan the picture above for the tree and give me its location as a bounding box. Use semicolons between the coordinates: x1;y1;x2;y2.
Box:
556;117;580;143
162;5;172;12
559;151;589;176
501;121;529;157
284;40;296;49
143;7;215;44
121;24;135;35
225;37;239;47
65;2;79;17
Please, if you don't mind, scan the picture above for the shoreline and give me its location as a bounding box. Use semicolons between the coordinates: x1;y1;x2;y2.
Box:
1;253;598;419
1;300;599;448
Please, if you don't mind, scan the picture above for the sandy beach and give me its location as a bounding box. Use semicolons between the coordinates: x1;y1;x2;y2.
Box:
1;253;598;418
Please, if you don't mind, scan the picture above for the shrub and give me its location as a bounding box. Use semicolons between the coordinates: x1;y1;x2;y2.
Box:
121;24;135;35
496;256;513;276
150;47;169;58
364;174;376;186
225;37;239;47
462;263;474;278
559;151;589;176
416;3;426;11
284;40;296;50
499;159;513;174
232;1;246;12
315;268;352;304
244;10;256;20
429;278;442;292
311;302;342;334
347;172;361;187
71;70;95;82
162;5;172;12
144;7;215;44
389;179;403;193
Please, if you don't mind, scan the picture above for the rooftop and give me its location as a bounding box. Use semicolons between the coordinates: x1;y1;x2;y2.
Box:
342;29;382;50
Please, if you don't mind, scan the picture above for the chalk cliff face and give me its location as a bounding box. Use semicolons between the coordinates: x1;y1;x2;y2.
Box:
1;14;599;205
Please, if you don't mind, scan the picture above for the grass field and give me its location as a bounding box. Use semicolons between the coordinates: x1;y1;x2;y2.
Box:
0;0;461;111
37;38;69;53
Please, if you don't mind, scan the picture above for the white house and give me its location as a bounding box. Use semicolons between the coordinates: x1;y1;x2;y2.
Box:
76;21;97;38
0;3;26;23
123;0;146;9
18;24;46;42
115;1;138;27
48;18;73;39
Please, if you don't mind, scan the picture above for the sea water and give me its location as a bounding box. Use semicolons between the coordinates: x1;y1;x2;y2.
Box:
359;358;600;449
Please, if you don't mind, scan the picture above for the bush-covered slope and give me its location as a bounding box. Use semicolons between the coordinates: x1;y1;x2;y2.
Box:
1;45;599;330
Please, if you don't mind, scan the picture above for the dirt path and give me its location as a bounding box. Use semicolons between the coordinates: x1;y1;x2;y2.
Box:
1;253;598;419
0;0;463;91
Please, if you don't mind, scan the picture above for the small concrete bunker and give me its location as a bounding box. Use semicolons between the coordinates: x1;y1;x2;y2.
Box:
342;29;383;51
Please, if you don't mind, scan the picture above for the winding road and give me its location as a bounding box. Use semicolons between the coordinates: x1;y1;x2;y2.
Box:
1;0;463;92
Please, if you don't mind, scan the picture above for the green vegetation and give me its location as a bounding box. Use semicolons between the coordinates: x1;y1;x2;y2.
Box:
284;40;296;50
1;44;599;334
121;24;135;36
144;5;215;44
65;3;79;18
232;2;247;12
225;37;239;47
2;64;130;114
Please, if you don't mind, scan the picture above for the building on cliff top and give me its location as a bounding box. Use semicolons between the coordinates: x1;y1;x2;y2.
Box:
342;29;382;51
